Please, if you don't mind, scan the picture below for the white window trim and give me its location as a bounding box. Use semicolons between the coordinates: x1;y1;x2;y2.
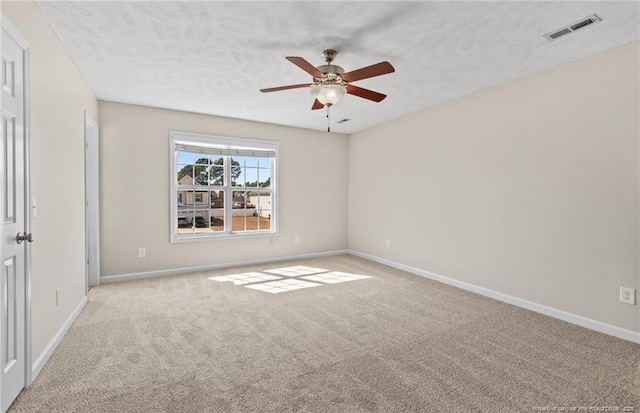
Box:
169;131;278;243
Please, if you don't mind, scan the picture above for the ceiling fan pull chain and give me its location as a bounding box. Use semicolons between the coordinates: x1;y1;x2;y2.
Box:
327;105;331;133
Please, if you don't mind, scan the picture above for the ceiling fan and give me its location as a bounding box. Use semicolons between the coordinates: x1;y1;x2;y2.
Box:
260;49;395;110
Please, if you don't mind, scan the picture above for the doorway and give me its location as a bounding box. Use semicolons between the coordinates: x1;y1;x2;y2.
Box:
84;112;100;289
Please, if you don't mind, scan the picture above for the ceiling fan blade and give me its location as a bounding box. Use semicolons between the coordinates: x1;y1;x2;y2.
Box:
260;83;312;93
346;84;387;102
311;99;324;110
286;57;325;78
342;61;395;83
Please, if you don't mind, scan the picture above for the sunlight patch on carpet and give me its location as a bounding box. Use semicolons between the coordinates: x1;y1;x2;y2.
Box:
244;279;322;294
301;271;371;284
264;266;329;277
208;272;282;285
209;267;371;294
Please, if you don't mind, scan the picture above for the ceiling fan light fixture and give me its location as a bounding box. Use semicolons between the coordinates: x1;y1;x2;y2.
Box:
311;84;346;106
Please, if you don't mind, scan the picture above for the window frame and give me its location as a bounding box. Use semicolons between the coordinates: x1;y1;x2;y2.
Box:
169;131;278;243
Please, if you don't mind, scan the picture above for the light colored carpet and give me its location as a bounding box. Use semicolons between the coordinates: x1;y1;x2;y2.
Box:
9;254;640;412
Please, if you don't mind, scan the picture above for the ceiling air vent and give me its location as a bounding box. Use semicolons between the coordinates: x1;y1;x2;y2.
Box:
336;118;351;124
544;14;602;41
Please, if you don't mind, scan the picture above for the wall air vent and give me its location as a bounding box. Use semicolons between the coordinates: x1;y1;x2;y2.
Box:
544;14;602;41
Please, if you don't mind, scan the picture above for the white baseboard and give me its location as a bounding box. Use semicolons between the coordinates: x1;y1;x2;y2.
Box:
101;249;349;284
348;250;640;344
31;295;88;382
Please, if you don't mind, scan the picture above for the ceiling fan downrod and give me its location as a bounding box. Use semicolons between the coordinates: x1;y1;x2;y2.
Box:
322;49;337;64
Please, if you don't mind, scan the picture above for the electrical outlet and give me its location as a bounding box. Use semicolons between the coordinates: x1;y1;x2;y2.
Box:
294;236;300;245
385;240;391;248
55;287;60;307
138;248;146;258
620;287;636;305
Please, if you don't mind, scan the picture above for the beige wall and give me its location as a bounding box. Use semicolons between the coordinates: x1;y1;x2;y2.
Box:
98;102;348;276
349;42;640;333
2;1;99;362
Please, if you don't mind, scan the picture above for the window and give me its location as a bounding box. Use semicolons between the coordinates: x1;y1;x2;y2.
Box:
170;131;277;242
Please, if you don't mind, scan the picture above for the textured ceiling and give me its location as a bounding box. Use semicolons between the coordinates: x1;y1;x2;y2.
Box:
36;1;640;134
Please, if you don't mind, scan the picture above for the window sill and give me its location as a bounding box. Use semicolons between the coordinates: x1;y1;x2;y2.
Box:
170;230;278;244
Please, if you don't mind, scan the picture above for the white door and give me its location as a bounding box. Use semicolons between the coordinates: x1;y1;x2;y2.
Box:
1;20;29;412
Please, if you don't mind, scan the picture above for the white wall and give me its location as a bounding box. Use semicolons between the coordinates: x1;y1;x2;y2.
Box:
98;102;348;276
2;1;99;362
349;41;640;333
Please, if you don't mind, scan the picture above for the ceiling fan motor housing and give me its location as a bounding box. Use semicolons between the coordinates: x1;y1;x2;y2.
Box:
316;64;345;76
317;49;344;77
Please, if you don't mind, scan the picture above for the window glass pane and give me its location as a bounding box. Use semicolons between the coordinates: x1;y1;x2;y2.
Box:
177;152;193;163
210;190;224;208
177;164;193;185
233;156;258;167
245;191;254;209
245;192;255;209
256;210;271;231
192;211;208;229
179;190;192;207
210;156;224;166
258;157;271;168
255;191;271;232
176;195;187;215
231;191;247;209
194;157;210;165
257;168;271;188
210;209;224;232
193;158;210;185
255;190;271;210
177;191;188;208
232;216;246;232
209;166;224;186
232;190;249;232
243;167;259;187
177;210;196;234
230;159;243;186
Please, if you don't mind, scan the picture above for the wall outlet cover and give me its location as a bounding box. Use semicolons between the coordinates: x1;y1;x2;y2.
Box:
620;287;636;305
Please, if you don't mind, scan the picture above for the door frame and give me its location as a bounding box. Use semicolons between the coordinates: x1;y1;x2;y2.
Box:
84;112;99;288
0;14;33;397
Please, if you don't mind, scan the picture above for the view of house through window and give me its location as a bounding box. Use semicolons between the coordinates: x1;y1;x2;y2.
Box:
171;132;277;241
